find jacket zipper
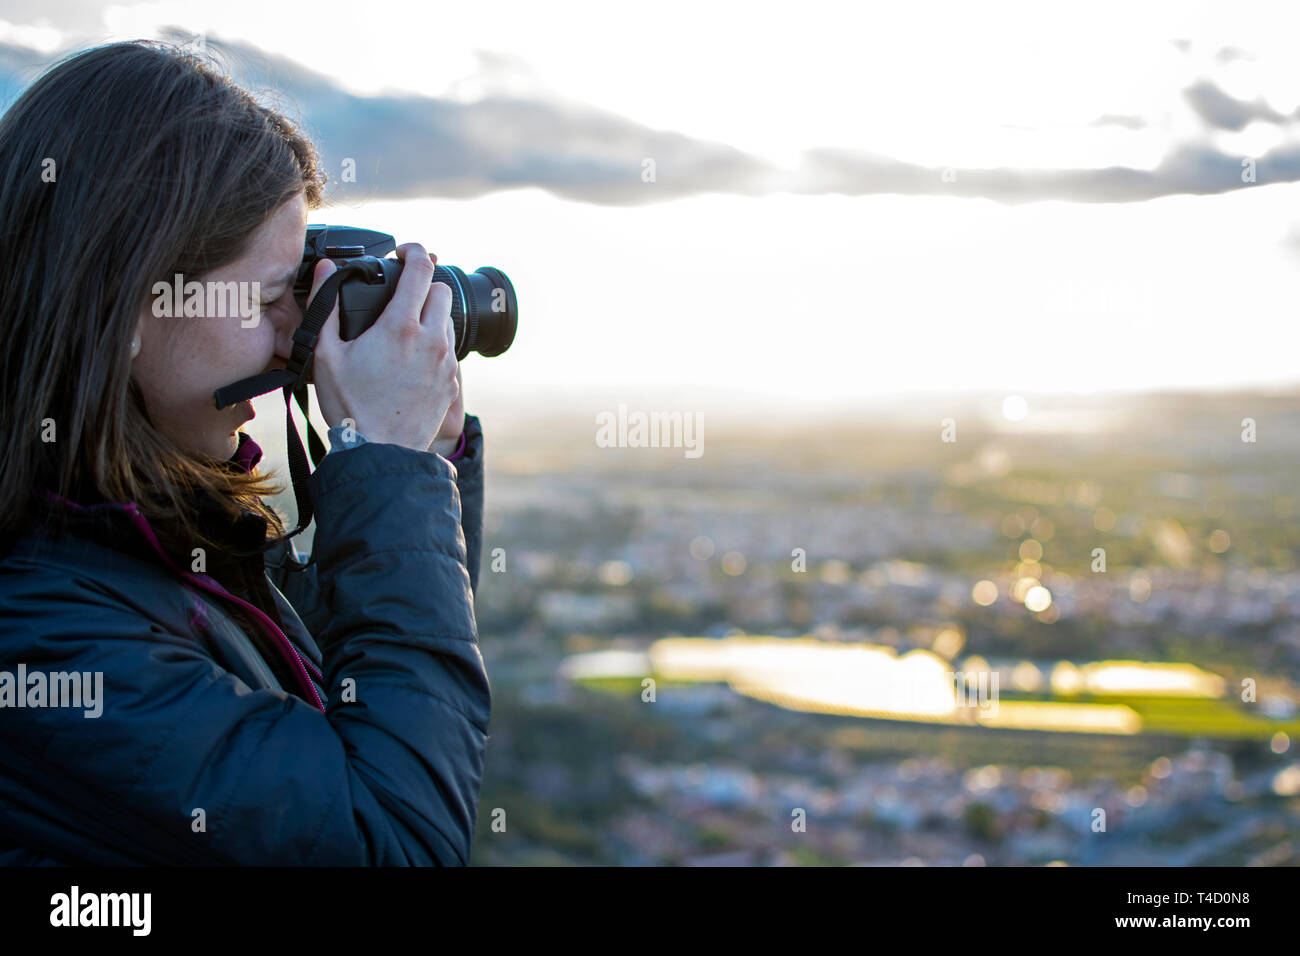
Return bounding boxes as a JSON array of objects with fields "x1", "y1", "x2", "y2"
[{"x1": 119, "y1": 502, "x2": 327, "y2": 712}]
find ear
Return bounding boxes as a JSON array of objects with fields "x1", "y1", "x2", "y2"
[{"x1": 130, "y1": 316, "x2": 144, "y2": 359}]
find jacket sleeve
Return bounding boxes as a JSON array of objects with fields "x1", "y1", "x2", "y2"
[
  {"x1": 268, "y1": 413, "x2": 485, "y2": 630},
  {"x1": 0, "y1": 439, "x2": 491, "y2": 865}
]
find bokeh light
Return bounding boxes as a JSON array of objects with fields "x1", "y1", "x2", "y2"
[
  {"x1": 1024, "y1": 585, "x2": 1052, "y2": 613},
  {"x1": 972, "y1": 580, "x2": 998, "y2": 606}
]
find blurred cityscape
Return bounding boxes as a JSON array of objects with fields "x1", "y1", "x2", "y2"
[{"x1": 284, "y1": 390, "x2": 1300, "y2": 865}]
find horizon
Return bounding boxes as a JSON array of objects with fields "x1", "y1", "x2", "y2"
[{"x1": 247, "y1": 382, "x2": 1300, "y2": 472}]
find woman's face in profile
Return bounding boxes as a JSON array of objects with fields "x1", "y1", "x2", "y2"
[{"x1": 131, "y1": 193, "x2": 308, "y2": 461}]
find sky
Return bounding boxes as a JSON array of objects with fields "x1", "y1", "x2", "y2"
[{"x1": 3, "y1": 0, "x2": 1300, "y2": 420}]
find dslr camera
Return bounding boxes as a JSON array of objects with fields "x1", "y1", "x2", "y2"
[
  {"x1": 212, "y1": 224, "x2": 515, "y2": 411},
  {"x1": 295, "y1": 224, "x2": 517, "y2": 369}
]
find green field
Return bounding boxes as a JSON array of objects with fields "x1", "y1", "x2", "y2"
[{"x1": 573, "y1": 675, "x2": 1300, "y2": 741}]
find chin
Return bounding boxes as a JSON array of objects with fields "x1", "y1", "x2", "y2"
[{"x1": 216, "y1": 430, "x2": 241, "y2": 460}]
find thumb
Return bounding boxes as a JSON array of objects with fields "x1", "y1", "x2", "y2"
[{"x1": 308, "y1": 257, "x2": 342, "y2": 346}]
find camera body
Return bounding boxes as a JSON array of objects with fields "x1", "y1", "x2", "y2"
[{"x1": 295, "y1": 225, "x2": 517, "y2": 361}]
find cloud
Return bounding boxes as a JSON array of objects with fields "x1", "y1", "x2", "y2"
[
  {"x1": 1183, "y1": 79, "x2": 1287, "y2": 131},
  {"x1": 0, "y1": 29, "x2": 1296, "y2": 207},
  {"x1": 0, "y1": 0, "x2": 101, "y2": 29},
  {"x1": 1089, "y1": 113, "x2": 1147, "y2": 130},
  {"x1": 189, "y1": 35, "x2": 1300, "y2": 206},
  {"x1": 183, "y1": 31, "x2": 778, "y2": 207},
  {"x1": 0, "y1": 39, "x2": 66, "y2": 109},
  {"x1": 791, "y1": 141, "x2": 1296, "y2": 203},
  {"x1": 1214, "y1": 46, "x2": 1256, "y2": 64}
]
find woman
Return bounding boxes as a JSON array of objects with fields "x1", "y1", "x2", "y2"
[{"x1": 0, "y1": 40, "x2": 490, "y2": 864}]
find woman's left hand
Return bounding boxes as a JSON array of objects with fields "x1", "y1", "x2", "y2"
[{"x1": 429, "y1": 363, "x2": 464, "y2": 455}]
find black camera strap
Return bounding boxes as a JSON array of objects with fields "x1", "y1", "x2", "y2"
[{"x1": 213, "y1": 264, "x2": 364, "y2": 564}]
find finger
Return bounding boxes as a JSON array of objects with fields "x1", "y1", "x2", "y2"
[
  {"x1": 385, "y1": 242, "x2": 436, "y2": 328},
  {"x1": 394, "y1": 241, "x2": 426, "y2": 263},
  {"x1": 421, "y1": 250, "x2": 443, "y2": 331},
  {"x1": 308, "y1": 257, "x2": 343, "y2": 352},
  {"x1": 308, "y1": 256, "x2": 337, "y2": 299},
  {"x1": 422, "y1": 280, "x2": 455, "y2": 350}
]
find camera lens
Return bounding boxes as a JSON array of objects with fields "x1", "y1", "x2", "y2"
[
  {"x1": 432, "y1": 264, "x2": 518, "y2": 360},
  {"x1": 326, "y1": 258, "x2": 518, "y2": 361}
]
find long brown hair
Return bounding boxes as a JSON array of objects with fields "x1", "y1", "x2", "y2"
[{"x1": 0, "y1": 40, "x2": 326, "y2": 556}]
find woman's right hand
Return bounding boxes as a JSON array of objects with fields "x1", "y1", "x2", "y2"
[{"x1": 308, "y1": 242, "x2": 460, "y2": 454}]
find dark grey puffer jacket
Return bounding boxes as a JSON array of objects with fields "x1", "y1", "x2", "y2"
[{"x1": 0, "y1": 413, "x2": 489, "y2": 865}]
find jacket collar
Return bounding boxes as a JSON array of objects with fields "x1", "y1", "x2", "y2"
[
  {"x1": 37, "y1": 430, "x2": 271, "y2": 562},
  {"x1": 229, "y1": 430, "x2": 264, "y2": 475}
]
